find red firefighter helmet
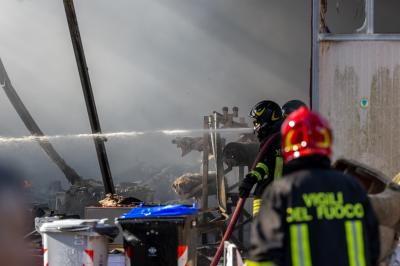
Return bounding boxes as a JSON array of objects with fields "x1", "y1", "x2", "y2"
[{"x1": 281, "y1": 107, "x2": 332, "y2": 163}]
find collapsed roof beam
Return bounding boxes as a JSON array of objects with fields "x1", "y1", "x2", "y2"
[
  {"x1": 0, "y1": 58, "x2": 83, "y2": 185},
  {"x1": 63, "y1": 0, "x2": 115, "y2": 194}
]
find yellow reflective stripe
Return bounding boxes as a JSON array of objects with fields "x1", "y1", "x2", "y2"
[
  {"x1": 301, "y1": 224, "x2": 312, "y2": 266},
  {"x1": 274, "y1": 156, "x2": 283, "y2": 180},
  {"x1": 355, "y1": 221, "x2": 366, "y2": 266},
  {"x1": 253, "y1": 198, "x2": 262, "y2": 216},
  {"x1": 290, "y1": 225, "x2": 300, "y2": 266},
  {"x1": 253, "y1": 199, "x2": 262, "y2": 207},
  {"x1": 345, "y1": 221, "x2": 357, "y2": 266},
  {"x1": 256, "y1": 162, "x2": 269, "y2": 176},
  {"x1": 245, "y1": 260, "x2": 275, "y2": 266},
  {"x1": 253, "y1": 207, "x2": 260, "y2": 216},
  {"x1": 345, "y1": 220, "x2": 366, "y2": 266},
  {"x1": 290, "y1": 224, "x2": 312, "y2": 266},
  {"x1": 250, "y1": 170, "x2": 263, "y2": 181}
]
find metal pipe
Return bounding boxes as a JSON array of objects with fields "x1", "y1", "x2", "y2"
[
  {"x1": 356, "y1": 0, "x2": 374, "y2": 34},
  {"x1": 209, "y1": 116, "x2": 217, "y2": 171},
  {"x1": 214, "y1": 112, "x2": 227, "y2": 213},
  {"x1": 201, "y1": 116, "x2": 209, "y2": 211},
  {"x1": 366, "y1": 0, "x2": 374, "y2": 34},
  {"x1": 201, "y1": 116, "x2": 210, "y2": 244},
  {"x1": 311, "y1": 0, "x2": 320, "y2": 111},
  {"x1": 63, "y1": 0, "x2": 115, "y2": 194},
  {"x1": 320, "y1": 33, "x2": 400, "y2": 41}
]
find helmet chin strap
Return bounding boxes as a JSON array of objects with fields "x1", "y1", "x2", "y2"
[
  {"x1": 256, "y1": 123, "x2": 271, "y2": 141},
  {"x1": 256, "y1": 121, "x2": 282, "y2": 142}
]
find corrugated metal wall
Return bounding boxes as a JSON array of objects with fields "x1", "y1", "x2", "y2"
[{"x1": 319, "y1": 41, "x2": 400, "y2": 177}]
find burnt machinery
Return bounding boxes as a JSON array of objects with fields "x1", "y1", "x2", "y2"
[{"x1": 172, "y1": 106, "x2": 258, "y2": 250}]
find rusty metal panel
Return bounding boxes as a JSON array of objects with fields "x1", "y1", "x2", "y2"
[{"x1": 319, "y1": 41, "x2": 400, "y2": 178}]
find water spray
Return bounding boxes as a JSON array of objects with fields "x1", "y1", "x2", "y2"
[{"x1": 0, "y1": 128, "x2": 253, "y2": 145}]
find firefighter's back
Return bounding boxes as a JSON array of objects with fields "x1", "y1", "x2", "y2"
[
  {"x1": 282, "y1": 167, "x2": 379, "y2": 266},
  {"x1": 247, "y1": 108, "x2": 380, "y2": 266}
]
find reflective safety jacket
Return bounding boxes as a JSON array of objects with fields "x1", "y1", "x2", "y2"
[
  {"x1": 247, "y1": 156, "x2": 380, "y2": 266},
  {"x1": 249, "y1": 133, "x2": 284, "y2": 216},
  {"x1": 250, "y1": 134, "x2": 284, "y2": 197}
]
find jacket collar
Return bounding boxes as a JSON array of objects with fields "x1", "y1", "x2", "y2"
[{"x1": 284, "y1": 155, "x2": 331, "y2": 175}]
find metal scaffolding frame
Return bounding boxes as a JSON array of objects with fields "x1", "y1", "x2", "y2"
[{"x1": 198, "y1": 107, "x2": 253, "y2": 250}]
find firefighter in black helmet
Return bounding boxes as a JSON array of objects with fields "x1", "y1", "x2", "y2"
[
  {"x1": 282, "y1": 99, "x2": 307, "y2": 118},
  {"x1": 238, "y1": 100, "x2": 285, "y2": 216}
]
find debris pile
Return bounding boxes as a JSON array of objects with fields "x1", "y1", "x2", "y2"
[
  {"x1": 99, "y1": 194, "x2": 141, "y2": 207},
  {"x1": 172, "y1": 172, "x2": 217, "y2": 199}
]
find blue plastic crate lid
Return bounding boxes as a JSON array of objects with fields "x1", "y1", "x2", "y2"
[{"x1": 120, "y1": 204, "x2": 198, "y2": 219}]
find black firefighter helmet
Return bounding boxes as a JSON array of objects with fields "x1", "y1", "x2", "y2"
[
  {"x1": 249, "y1": 100, "x2": 283, "y2": 141},
  {"x1": 282, "y1": 99, "x2": 307, "y2": 118}
]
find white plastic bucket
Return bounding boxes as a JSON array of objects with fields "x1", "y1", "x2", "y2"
[{"x1": 40, "y1": 219, "x2": 113, "y2": 266}]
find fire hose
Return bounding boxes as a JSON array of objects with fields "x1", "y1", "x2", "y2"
[{"x1": 210, "y1": 132, "x2": 280, "y2": 266}]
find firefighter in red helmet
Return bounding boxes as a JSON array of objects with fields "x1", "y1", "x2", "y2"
[{"x1": 246, "y1": 107, "x2": 380, "y2": 266}]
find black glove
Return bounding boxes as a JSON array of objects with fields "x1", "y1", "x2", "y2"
[{"x1": 238, "y1": 173, "x2": 258, "y2": 198}]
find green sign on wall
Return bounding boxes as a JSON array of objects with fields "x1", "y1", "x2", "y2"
[{"x1": 360, "y1": 98, "x2": 369, "y2": 109}]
